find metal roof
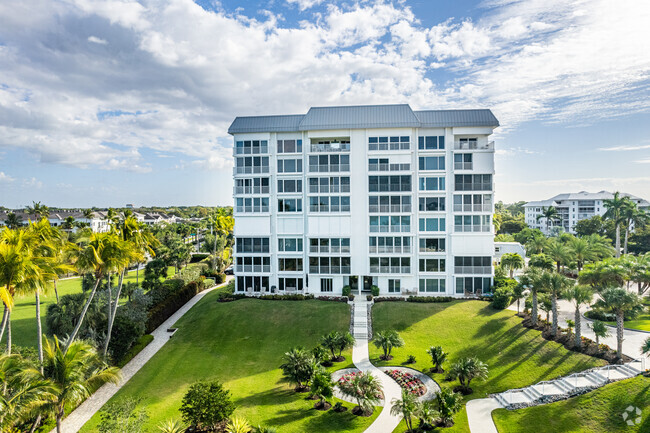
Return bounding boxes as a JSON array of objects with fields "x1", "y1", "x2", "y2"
[{"x1": 228, "y1": 104, "x2": 499, "y2": 134}]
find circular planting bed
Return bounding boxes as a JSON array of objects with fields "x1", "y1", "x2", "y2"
[
  {"x1": 331, "y1": 368, "x2": 386, "y2": 406},
  {"x1": 378, "y1": 366, "x2": 441, "y2": 401}
]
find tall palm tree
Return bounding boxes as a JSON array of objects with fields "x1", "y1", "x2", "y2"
[
  {"x1": 25, "y1": 201, "x2": 50, "y2": 220},
  {"x1": 622, "y1": 204, "x2": 650, "y2": 255},
  {"x1": 40, "y1": 336, "x2": 121, "y2": 433},
  {"x1": 520, "y1": 268, "x2": 544, "y2": 326},
  {"x1": 594, "y1": 288, "x2": 644, "y2": 358},
  {"x1": 542, "y1": 271, "x2": 572, "y2": 336},
  {"x1": 585, "y1": 233, "x2": 616, "y2": 260},
  {"x1": 525, "y1": 235, "x2": 548, "y2": 255},
  {"x1": 563, "y1": 285, "x2": 593, "y2": 347},
  {"x1": 391, "y1": 389, "x2": 417, "y2": 431},
  {"x1": 545, "y1": 239, "x2": 570, "y2": 273},
  {"x1": 603, "y1": 192, "x2": 627, "y2": 257},
  {"x1": 631, "y1": 253, "x2": 650, "y2": 296},
  {"x1": 500, "y1": 253, "x2": 524, "y2": 278},
  {"x1": 579, "y1": 259, "x2": 625, "y2": 291},
  {"x1": 568, "y1": 237, "x2": 596, "y2": 272},
  {"x1": 536, "y1": 206, "x2": 560, "y2": 234}
]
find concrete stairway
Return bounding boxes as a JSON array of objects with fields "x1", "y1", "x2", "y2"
[{"x1": 351, "y1": 299, "x2": 370, "y2": 339}]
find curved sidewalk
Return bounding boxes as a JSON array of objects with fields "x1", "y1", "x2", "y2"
[
  {"x1": 50, "y1": 277, "x2": 233, "y2": 433},
  {"x1": 351, "y1": 298, "x2": 404, "y2": 433}
]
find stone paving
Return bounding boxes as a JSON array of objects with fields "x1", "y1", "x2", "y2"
[{"x1": 50, "y1": 277, "x2": 233, "y2": 433}]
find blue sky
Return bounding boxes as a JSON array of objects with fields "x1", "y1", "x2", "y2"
[{"x1": 0, "y1": 0, "x2": 649, "y2": 208}]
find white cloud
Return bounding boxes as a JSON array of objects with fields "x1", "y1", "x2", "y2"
[
  {"x1": 0, "y1": 172, "x2": 15, "y2": 183},
  {"x1": 285, "y1": 0, "x2": 325, "y2": 11},
  {"x1": 598, "y1": 143, "x2": 650, "y2": 152},
  {"x1": 22, "y1": 177, "x2": 43, "y2": 189},
  {"x1": 87, "y1": 35, "x2": 107, "y2": 44}
]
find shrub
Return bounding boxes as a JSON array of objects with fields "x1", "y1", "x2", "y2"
[
  {"x1": 117, "y1": 334, "x2": 153, "y2": 368},
  {"x1": 146, "y1": 280, "x2": 206, "y2": 333},
  {"x1": 342, "y1": 285, "x2": 351, "y2": 297},
  {"x1": 374, "y1": 297, "x2": 407, "y2": 303},
  {"x1": 371, "y1": 285, "x2": 380, "y2": 297},
  {"x1": 316, "y1": 296, "x2": 348, "y2": 303},
  {"x1": 179, "y1": 380, "x2": 235, "y2": 430},
  {"x1": 406, "y1": 296, "x2": 454, "y2": 303},
  {"x1": 258, "y1": 294, "x2": 315, "y2": 301},
  {"x1": 215, "y1": 273, "x2": 227, "y2": 284},
  {"x1": 367, "y1": 295, "x2": 373, "y2": 301},
  {"x1": 348, "y1": 293, "x2": 355, "y2": 301},
  {"x1": 142, "y1": 259, "x2": 167, "y2": 291},
  {"x1": 491, "y1": 287, "x2": 513, "y2": 310},
  {"x1": 406, "y1": 354, "x2": 416, "y2": 364},
  {"x1": 98, "y1": 397, "x2": 148, "y2": 433}
]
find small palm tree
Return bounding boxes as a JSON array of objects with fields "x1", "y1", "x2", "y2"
[
  {"x1": 157, "y1": 419, "x2": 186, "y2": 433},
  {"x1": 337, "y1": 371, "x2": 382, "y2": 416},
  {"x1": 335, "y1": 332, "x2": 355, "y2": 360},
  {"x1": 449, "y1": 357, "x2": 489, "y2": 394},
  {"x1": 372, "y1": 330, "x2": 404, "y2": 360},
  {"x1": 321, "y1": 331, "x2": 340, "y2": 360},
  {"x1": 309, "y1": 370, "x2": 334, "y2": 410},
  {"x1": 279, "y1": 347, "x2": 316, "y2": 392},
  {"x1": 500, "y1": 253, "x2": 524, "y2": 278},
  {"x1": 426, "y1": 345, "x2": 447, "y2": 373},
  {"x1": 390, "y1": 389, "x2": 417, "y2": 432},
  {"x1": 414, "y1": 399, "x2": 439, "y2": 430},
  {"x1": 641, "y1": 337, "x2": 650, "y2": 356},
  {"x1": 4, "y1": 213, "x2": 21, "y2": 229},
  {"x1": 435, "y1": 387, "x2": 463, "y2": 427},
  {"x1": 563, "y1": 285, "x2": 593, "y2": 347},
  {"x1": 226, "y1": 417, "x2": 251, "y2": 433},
  {"x1": 594, "y1": 288, "x2": 644, "y2": 358},
  {"x1": 590, "y1": 320, "x2": 611, "y2": 345}
]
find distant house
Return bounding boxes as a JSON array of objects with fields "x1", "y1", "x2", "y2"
[
  {"x1": 133, "y1": 212, "x2": 177, "y2": 226},
  {"x1": 494, "y1": 242, "x2": 526, "y2": 264},
  {"x1": 0, "y1": 210, "x2": 110, "y2": 233}
]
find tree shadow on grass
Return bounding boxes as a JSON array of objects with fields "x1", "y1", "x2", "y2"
[
  {"x1": 372, "y1": 301, "x2": 459, "y2": 332},
  {"x1": 233, "y1": 385, "x2": 297, "y2": 409},
  {"x1": 303, "y1": 405, "x2": 377, "y2": 432}
]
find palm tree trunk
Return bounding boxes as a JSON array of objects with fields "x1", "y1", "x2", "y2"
[
  {"x1": 616, "y1": 311, "x2": 624, "y2": 359},
  {"x1": 103, "y1": 270, "x2": 125, "y2": 358},
  {"x1": 66, "y1": 276, "x2": 102, "y2": 352},
  {"x1": 575, "y1": 306, "x2": 581, "y2": 347},
  {"x1": 54, "y1": 280, "x2": 60, "y2": 304},
  {"x1": 56, "y1": 409, "x2": 63, "y2": 433},
  {"x1": 102, "y1": 273, "x2": 113, "y2": 358},
  {"x1": 531, "y1": 290, "x2": 538, "y2": 326},
  {"x1": 6, "y1": 310, "x2": 11, "y2": 354},
  {"x1": 35, "y1": 291, "x2": 44, "y2": 373},
  {"x1": 136, "y1": 264, "x2": 139, "y2": 286},
  {"x1": 0, "y1": 302, "x2": 8, "y2": 344},
  {"x1": 624, "y1": 224, "x2": 629, "y2": 255},
  {"x1": 615, "y1": 224, "x2": 621, "y2": 258},
  {"x1": 551, "y1": 294, "x2": 558, "y2": 336}
]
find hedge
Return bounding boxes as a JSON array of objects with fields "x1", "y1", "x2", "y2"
[
  {"x1": 116, "y1": 334, "x2": 154, "y2": 368},
  {"x1": 146, "y1": 280, "x2": 206, "y2": 333},
  {"x1": 373, "y1": 296, "x2": 455, "y2": 303}
]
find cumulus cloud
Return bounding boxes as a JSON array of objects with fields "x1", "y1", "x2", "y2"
[
  {"x1": 0, "y1": 172, "x2": 15, "y2": 183},
  {"x1": 285, "y1": 0, "x2": 325, "y2": 11},
  {"x1": 87, "y1": 35, "x2": 107, "y2": 44}
]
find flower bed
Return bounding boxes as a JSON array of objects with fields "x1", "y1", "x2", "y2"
[
  {"x1": 337, "y1": 372, "x2": 384, "y2": 399},
  {"x1": 385, "y1": 369, "x2": 427, "y2": 396}
]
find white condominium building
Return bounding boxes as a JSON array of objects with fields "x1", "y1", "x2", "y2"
[
  {"x1": 525, "y1": 191, "x2": 650, "y2": 235},
  {"x1": 228, "y1": 104, "x2": 498, "y2": 297}
]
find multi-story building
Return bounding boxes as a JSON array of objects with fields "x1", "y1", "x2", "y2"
[
  {"x1": 228, "y1": 104, "x2": 498, "y2": 297},
  {"x1": 525, "y1": 191, "x2": 650, "y2": 235}
]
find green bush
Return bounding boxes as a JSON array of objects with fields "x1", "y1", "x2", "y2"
[
  {"x1": 406, "y1": 296, "x2": 454, "y2": 303},
  {"x1": 179, "y1": 380, "x2": 235, "y2": 430},
  {"x1": 215, "y1": 273, "x2": 226, "y2": 284},
  {"x1": 491, "y1": 287, "x2": 513, "y2": 310},
  {"x1": 117, "y1": 334, "x2": 154, "y2": 368},
  {"x1": 258, "y1": 294, "x2": 315, "y2": 301},
  {"x1": 342, "y1": 285, "x2": 351, "y2": 297},
  {"x1": 146, "y1": 280, "x2": 206, "y2": 333},
  {"x1": 371, "y1": 285, "x2": 380, "y2": 296}
]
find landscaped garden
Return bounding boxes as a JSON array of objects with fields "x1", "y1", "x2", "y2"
[
  {"x1": 492, "y1": 376, "x2": 650, "y2": 432},
  {"x1": 80, "y1": 296, "x2": 379, "y2": 433},
  {"x1": 603, "y1": 298, "x2": 650, "y2": 332}
]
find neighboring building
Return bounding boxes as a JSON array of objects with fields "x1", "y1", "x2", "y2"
[
  {"x1": 494, "y1": 242, "x2": 526, "y2": 264},
  {"x1": 525, "y1": 191, "x2": 650, "y2": 235},
  {"x1": 228, "y1": 104, "x2": 498, "y2": 297},
  {"x1": 133, "y1": 212, "x2": 178, "y2": 226},
  {"x1": 0, "y1": 210, "x2": 110, "y2": 232}
]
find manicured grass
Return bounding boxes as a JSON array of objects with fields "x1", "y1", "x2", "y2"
[
  {"x1": 493, "y1": 376, "x2": 650, "y2": 432},
  {"x1": 371, "y1": 300, "x2": 607, "y2": 433},
  {"x1": 605, "y1": 298, "x2": 650, "y2": 332},
  {"x1": 80, "y1": 297, "x2": 378, "y2": 432}
]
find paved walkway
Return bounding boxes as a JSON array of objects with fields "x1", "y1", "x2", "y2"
[
  {"x1": 51, "y1": 277, "x2": 233, "y2": 433},
  {"x1": 351, "y1": 297, "x2": 404, "y2": 433}
]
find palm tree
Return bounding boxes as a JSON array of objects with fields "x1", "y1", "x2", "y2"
[
  {"x1": 590, "y1": 320, "x2": 611, "y2": 345},
  {"x1": 309, "y1": 370, "x2": 334, "y2": 409},
  {"x1": 41, "y1": 336, "x2": 121, "y2": 433},
  {"x1": 579, "y1": 259, "x2": 625, "y2": 291},
  {"x1": 279, "y1": 347, "x2": 316, "y2": 391},
  {"x1": 603, "y1": 192, "x2": 627, "y2": 257},
  {"x1": 568, "y1": 237, "x2": 596, "y2": 272},
  {"x1": 372, "y1": 330, "x2": 404, "y2": 360},
  {"x1": 335, "y1": 332, "x2": 355, "y2": 359},
  {"x1": 226, "y1": 417, "x2": 251, "y2": 433},
  {"x1": 500, "y1": 253, "x2": 524, "y2": 278},
  {"x1": 525, "y1": 235, "x2": 548, "y2": 256},
  {"x1": 621, "y1": 200, "x2": 649, "y2": 255},
  {"x1": 631, "y1": 253, "x2": 650, "y2": 296},
  {"x1": 83, "y1": 209, "x2": 94, "y2": 221},
  {"x1": 520, "y1": 268, "x2": 543, "y2": 326},
  {"x1": 542, "y1": 271, "x2": 572, "y2": 336},
  {"x1": 25, "y1": 201, "x2": 50, "y2": 220},
  {"x1": 641, "y1": 337, "x2": 650, "y2": 356},
  {"x1": 435, "y1": 387, "x2": 463, "y2": 426},
  {"x1": 512, "y1": 283, "x2": 525, "y2": 313},
  {"x1": 337, "y1": 371, "x2": 382, "y2": 416},
  {"x1": 390, "y1": 389, "x2": 417, "y2": 432},
  {"x1": 426, "y1": 345, "x2": 447, "y2": 373},
  {"x1": 321, "y1": 331, "x2": 340, "y2": 361},
  {"x1": 545, "y1": 239, "x2": 570, "y2": 273},
  {"x1": 563, "y1": 285, "x2": 593, "y2": 347},
  {"x1": 593, "y1": 288, "x2": 644, "y2": 358},
  {"x1": 4, "y1": 213, "x2": 21, "y2": 229},
  {"x1": 414, "y1": 400, "x2": 438, "y2": 430},
  {"x1": 449, "y1": 357, "x2": 489, "y2": 394},
  {"x1": 536, "y1": 206, "x2": 560, "y2": 234}
]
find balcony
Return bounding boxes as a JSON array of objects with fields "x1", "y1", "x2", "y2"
[
  {"x1": 234, "y1": 186, "x2": 270, "y2": 195},
  {"x1": 454, "y1": 266, "x2": 491, "y2": 274},
  {"x1": 369, "y1": 266, "x2": 411, "y2": 274},
  {"x1": 369, "y1": 246, "x2": 411, "y2": 254},
  {"x1": 308, "y1": 164, "x2": 350, "y2": 173},
  {"x1": 369, "y1": 226, "x2": 410, "y2": 233},
  {"x1": 309, "y1": 185, "x2": 351, "y2": 194},
  {"x1": 235, "y1": 205, "x2": 270, "y2": 213},
  {"x1": 368, "y1": 163, "x2": 411, "y2": 172},
  {"x1": 236, "y1": 265, "x2": 271, "y2": 273},
  {"x1": 454, "y1": 162, "x2": 473, "y2": 170},
  {"x1": 454, "y1": 225, "x2": 491, "y2": 233},
  {"x1": 309, "y1": 266, "x2": 351, "y2": 274},
  {"x1": 234, "y1": 166, "x2": 270, "y2": 175},
  {"x1": 453, "y1": 204, "x2": 492, "y2": 212},
  {"x1": 234, "y1": 147, "x2": 268, "y2": 155},
  {"x1": 310, "y1": 142, "x2": 350, "y2": 153},
  {"x1": 454, "y1": 141, "x2": 494, "y2": 150},
  {"x1": 309, "y1": 246, "x2": 351, "y2": 254},
  {"x1": 368, "y1": 204, "x2": 412, "y2": 213}
]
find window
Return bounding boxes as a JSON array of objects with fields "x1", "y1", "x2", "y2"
[
  {"x1": 236, "y1": 276, "x2": 270, "y2": 292},
  {"x1": 278, "y1": 258, "x2": 303, "y2": 272},
  {"x1": 277, "y1": 179, "x2": 302, "y2": 193},
  {"x1": 308, "y1": 256, "x2": 351, "y2": 274},
  {"x1": 418, "y1": 156, "x2": 445, "y2": 171},
  {"x1": 308, "y1": 176, "x2": 350, "y2": 193},
  {"x1": 234, "y1": 156, "x2": 270, "y2": 174},
  {"x1": 308, "y1": 155, "x2": 350, "y2": 172},
  {"x1": 370, "y1": 216, "x2": 411, "y2": 233},
  {"x1": 369, "y1": 236, "x2": 411, "y2": 253},
  {"x1": 278, "y1": 198, "x2": 302, "y2": 213},
  {"x1": 235, "y1": 140, "x2": 268, "y2": 155},
  {"x1": 321, "y1": 278, "x2": 333, "y2": 292},
  {"x1": 235, "y1": 177, "x2": 269, "y2": 194},
  {"x1": 369, "y1": 195, "x2": 412, "y2": 213},
  {"x1": 454, "y1": 154, "x2": 473, "y2": 170},
  {"x1": 419, "y1": 238, "x2": 445, "y2": 252},
  {"x1": 277, "y1": 139, "x2": 302, "y2": 154},
  {"x1": 419, "y1": 217, "x2": 445, "y2": 232},
  {"x1": 419, "y1": 177, "x2": 445, "y2": 191},
  {"x1": 309, "y1": 196, "x2": 351, "y2": 212},
  {"x1": 277, "y1": 158, "x2": 303, "y2": 173},
  {"x1": 454, "y1": 174, "x2": 492, "y2": 191},
  {"x1": 368, "y1": 159, "x2": 410, "y2": 172},
  {"x1": 309, "y1": 238, "x2": 351, "y2": 253},
  {"x1": 369, "y1": 136, "x2": 410, "y2": 151},
  {"x1": 235, "y1": 197, "x2": 269, "y2": 213},
  {"x1": 456, "y1": 138, "x2": 478, "y2": 150},
  {"x1": 419, "y1": 197, "x2": 445, "y2": 212},
  {"x1": 310, "y1": 139, "x2": 350, "y2": 152},
  {"x1": 419, "y1": 278, "x2": 446, "y2": 293},
  {"x1": 278, "y1": 238, "x2": 303, "y2": 252},
  {"x1": 236, "y1": 237, "x2": 270, "y2": 253},
  {"x1": 279, "y1": 277, "x2": 304, "y2": 292},
  {"x1": 388, "y1": 279, "x2": 400, "y2": 293},
  {"x1": 419, "y1": 258, "x2": 446, "y2": 272},
  {"x1": 236, "y1": 256, "x2": 271, "y2": 273},
  {"x1": 368, "y1": 176, "x2": 412, "y2": 192},
  {"x1": 369, "y1": 257, "x2": 410, "y2": 273},
  {"x1": 454, "y1": 256, "x2": 492, "y2": 274},
  {"x1": 454, "y1": 215, "x2": 491, "y2": 232},
  {"x1": 456, "y1": 277, "x2": 491, "y2": 294},
  {"x1": 453, "y1": 194, "x2": 492, "y2": 212},
  {"x1": 418, "y1": 136, "x2": 445, "y2": 150}
]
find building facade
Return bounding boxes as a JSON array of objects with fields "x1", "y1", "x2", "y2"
[
  {"x1": 229, "y1": 104, "x2": 498, "y2": 297},
  {"x1": 525, "y1": 191, "x2": 650, "y2": 235}
]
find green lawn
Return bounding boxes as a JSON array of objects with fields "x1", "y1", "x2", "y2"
[
  {"x1": 80, "y1": 297, "x2": 379, "y2": 433},
  {"x1": 605, "y1": 298, "x2": 650, "y2": 332},
  {"x1": 370, "y1": 300, "x2": 607, "y2": 433},
  {"x1": 493, "y1": 376, "x2": 650, "y2": 432}
]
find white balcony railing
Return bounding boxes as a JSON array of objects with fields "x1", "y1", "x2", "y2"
[
  {"x1": 454, "y1": 141, "x2": 494, "y2": 150},
  {"x1": 453, "y1": 204, "x2": 492, "y2": 212},
  {"x1": 308, "y1": 164, "x2": 350, "y2": 173},
  {"x1": 454, "y1": 266, "x2": 491, "y2": 274},
  {"x1": 454, "y1": 162, "x2": 473, "y2": 170},
  {"x1": 368, "y1": 163, "x2": 411, "y2": 172},
  {"x1": 369, "y1": 246, "x2": 411, "y2": 254},
  {"x1": 233, "y1": 166, "x2": 270, "y2": 175},
  {"x1": 236, "y1": 265, "x2": 271, "y2": 273},
  {"x1": 454, "y1": 225, "x2": 491, "y2": 233},
  {"x1": 234, "y1": 186, "x2": 270, "y2": 195},
  {"x1": 368, "y1": 204, "x2": 412, "y2": 213},
  {"x1": 369, "y1": 266, "x2": 411, "y2": 274},
  {"x1": 310, "y1": 142, "x2": 350, "y2": 153}
]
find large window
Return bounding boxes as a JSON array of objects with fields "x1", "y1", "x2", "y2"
[
  {"x1": 278, "y1": 238, "x2": 303, "y2": 252},
  {"x1": 277, "y1": 139, "x2": 302, "y2": 154},
  {"x1": 236, "y1": 256, "x2": 271, "y2": 273},
  {"x1": 236, "y1": 237, "x2": 269, "y2": 253},
  {"x1": 369, "y1": 136, "x2": 410, "y2": 151},
  {"x1": 277, "y1": 158, "x2": 303, "y2": 174},
  {"x1": 419, "y1": 238, "x2": 445, "y2": 252},
  {"x1": 456, "y1": 277, "x2": 491, "y2": 294},
  {"x1": 279, "y1": 277, "x2": 303, "y2": 292},
  {"x1": 278, "y1": 198, "x2": 302, "y2": 213},
  {"x1": 419, "y1": 258, "x2": 446, "y2": 272},
  {"x1": 320, "y1": 278, "x2": 333, "y2": 292},
  {"x1": 388, "y1": 279, "x2": 401, "y2": 293},
  {"x1": 454, "y1": 154, "x2": 473, "y2": 170},
  {"x1": 370, "y1": 216, "x2": 411, "y2": 233},
  {"x1": 308, "y1": 155, "x2": 350, "y2": 172},
  {"x1": 419, "y1": 217, "x2": 446, "y2": 232},
  {"x1": 418, "y1": 136, "x2": 445, "y2": 150},
  {"x1": 309, "y1": 196, "x2": 351, "y2": 212},
  {"x1": 369, "y1": 236, "x2": 411, "y2": 254},
  {"x1": 308, "y1": 176, "x2": 350, "y2": 193},
  {"x1": 418, "y1": 156, "x2": 445, "y2": 171},
  {"x1": 369, "y1": 257, "x2": 410, "y2": 273},
  {"x1": 454, "y1": 174, "x2": 492, "y2": 191},
  {"x1": 419, "y1": 177, "x2": 445, "y2": 191},
  {"x1": 369, "y1": 176, "x2": 412, "y2": 192},
  {"x1": 454, "y1": 256, "x2": 491, "y2": 274},
  {"x1": 419, "y1": 278, "x2": 446, "y2": 293},
  {"x1": 454, "y1": 215, "x2": 491, "y2": 232},
  {"x1": 419, "y1": 197, "x2": 445, "y2": 212},
  {"x1": 235, "y1": 177, "x2": 269, "y2": 194},
  {"x1": 234, "y1": 156, "x2": 269, "y2": 174},
  {"x1": 309, "y1": 238, "x2": 350, "y2": 254},
  {"x1": 456, "y1": 138, "x2": 478, "y2": 150},
  {"x1": 235, "y1": 140, "x2": 268, "y2": 155},
  {"x1": 236, "y1": 276, "x2": 269, "y2": 292},
  {"x1": 310, "y1": 139, "x2": 350, "y2": 153},
  {"x1": 235, "y1": 197, "x2": 269, "y2": 213},
  {"x1": 309, "y1": 257, "x2": 351, "y2": 274},
  {"x1": 368, "y1": 158, "x2": 410, "y2": 172},
  {"x1": 277, "y1": 179, "x2": 302, "y2": 193},
  {"x1": 369, "y1": 195, "x2": 411, "y2": 213},
  {"x1": 453, "y1": 194, "x2": 492, "y2": 212},
  {"x1": 278, "y1": 258, "x2": 303, "y2": 272}
]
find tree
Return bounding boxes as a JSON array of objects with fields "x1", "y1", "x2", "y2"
[
  {"x1": 525, "y1": 235, "x2": 548, "y2": 256},
  {"x1": 97, "y1": 397, "x2": 148, "y2": 433},
  {"x1": 179, "y1": 380, "x2": 235, "y2": 430},
  {"x1": 334, "y1": 332, "x2": 355, "y2": 359},
  {"x1": 4, "y1": 213, "x2": 21, "y2": 229},
  {"x1": 538, "y1": 293, "x2": 552, "y2": 322},
  {"x1": 590, "y1": 320, "x2": 611, "y2": 346},
  {"x1": 593, "y1": 288, "x2": 644, "y2": 358},
  {"x1": 414, "y1": 399, "x2": 438, "y2": 430},
  {"x1": 435, "y1": 387, "x2": 463, "y2": 427},
  {"x1": 603, "y1": 192, "x2": 627, "y2": 257},
  {"x1": 337, "y1": 371, "x2": 382, "y2": 416},
  {"x1": 641, "y1": 337, "x2": 650, "y2": 356},
  {"x1": 390, "y1": 389, "x2": 417, "y2": 432},
  {"x1": 449, "y1": 357, "x2": 489, "y2": 394},
  {"x1": 41, "y1": 336, "x2": 121, "y2": 433},
  {"x1": 579, "y1": 259, "x2": 626, "y2": 290},
  {"x1": 528, "y1": 253, "x2": 554, "y2": 271},
  {"x1": 512, "y1": 283, "x2": 525, "y2": 314},
  {"x1": 25, "y1": 201, "x2": 50, "y2": 220},
  {"x1": 426, "y1": 345, "x2": 447, "y2": 373},
  {"x1": 563, "y1": 285, "x2": 593, "y2": 347},
  {"x1": 520, "y1": 268, "x2": 543, "y2": 326},
  {"x1": 142, "y1": 258, "x2": 167, "y2": 291},
  {"x1": 575, "y1": 215, "x2": 607, "y2": 237},
  {"x1": 621, "y1": 200, "x2": 649, "y2": 255},
  {"x1": 320, "y1": 331, "x2": 340, "y2": 361},
  {"x1": 500, "y1": 253, "x2": 524, "y2": 278},
  {"x1": 545, "y1": 239, "x2": 570, "y2": 273},
  {"x1": 372, "y1": 330, "x2": 404, "y2": 360},
  {"x1": 309, "y1": 370, "x2": 334, "y2": 409},
  {"x1": 631, "y1": 253, "x2": 650, "y2": 296},
  {"x1": 541, "y1": 271, "x2": 572, "y2": 336},
  {"x1": 279, "y1": 347, "x2": 316, "y2": 391},
  {"x1": 536, "y1": 206, "x2": 560, "y2": 234}
]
